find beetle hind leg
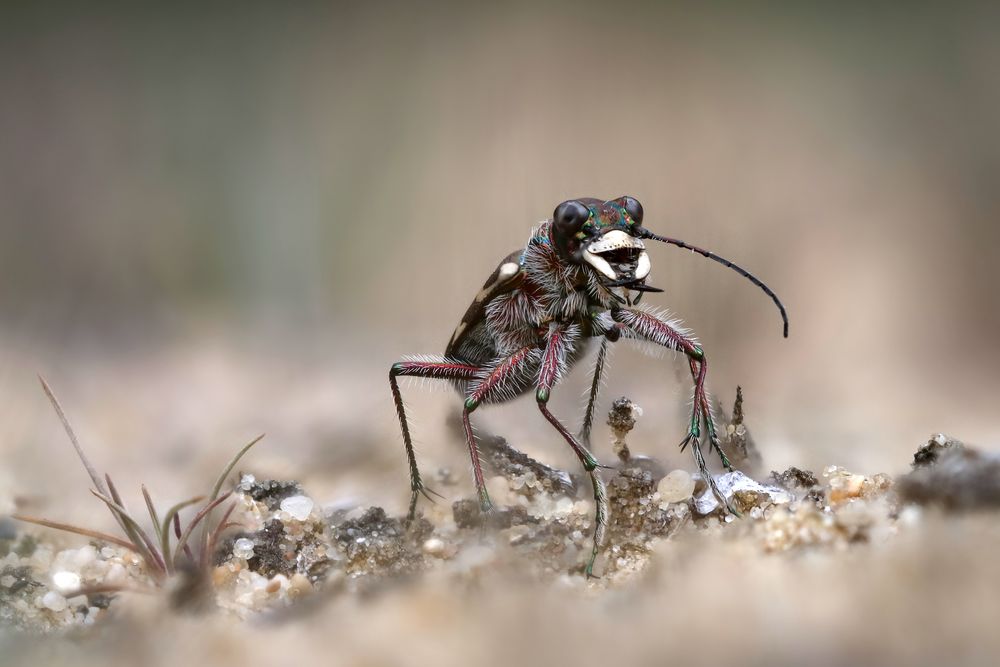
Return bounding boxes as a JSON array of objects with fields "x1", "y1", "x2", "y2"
[
  {"x1": 389, "y1": 359, "x2": 481, "y2": 520},
  {"x1": 462, "y1": 346, "x2": 541, "y2": 513}
]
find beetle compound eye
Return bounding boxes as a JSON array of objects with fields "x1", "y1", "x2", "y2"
[
  {"x1": 553, "y1": 200, "x2": 591, "y2": 236},
  {"x1": 622, "y1": 196, "x2": 643, "y2": 225}
]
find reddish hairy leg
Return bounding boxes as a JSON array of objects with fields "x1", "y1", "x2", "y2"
[
  {"x1": 610, "y1": 307, "x2": 736, "y2": 513},
  {"x1": 389, "y1": 359, "x2": 480, "y2": 519},
  {"x1": 463, "y1": 346, "x2": 539, "y2": 511}
]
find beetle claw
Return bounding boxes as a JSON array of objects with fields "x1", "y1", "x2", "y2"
[
  {"x1": 419, "y1": 486, "x2": 445, "y2": 503},
  {"x1": 678, "y1": 431, "x2": 698, "y2": 452}
]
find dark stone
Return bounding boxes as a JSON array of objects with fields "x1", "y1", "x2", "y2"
[
  {"x1": 329, "y1": 507, "x2": 431, "y2": 578},
  {"x1": 912, "y1": 435, "x2": 963, "y2": 468},
  {"x1": 243, "y1": 478, "x2": 304, "y2": 510},
  {"x1": 0, "y1": 565, "x2": 40, "y2": 595},
  {"x1": 451, "y1": 499, "x2": 534, "y2": 530},
  {"x1": 246, "y1": 519, "x2": 295, "y2": 578},
  {"x1": 771, "y1": 467, "x2": 819, "y2": 489},
  {"x1": 898, "y1": 445, "x2": 1000, "y2": 511}
]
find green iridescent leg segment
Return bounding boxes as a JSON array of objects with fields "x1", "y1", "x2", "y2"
[
  {"x1": 585, "y1": 469, "x2": 608, "y2": 578},
  {"x1": 687, "y1": 358, "x2": 733, "y2": 471},
  {"x1": 680, "y1": 372, "x2": 739, "y2": 516},
  {"x1": 704, "y1": 411, "x2": 733, "y2": 472}
]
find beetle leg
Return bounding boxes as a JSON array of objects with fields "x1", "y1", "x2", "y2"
[
  {"x1": 390, "y1": 359, "x2": 480, "y2": 519},
  {"x1": 464, "y1": 346, "x2": 539, "y2": 512},
  {"x1": 537, "y1": 324, "x2": 608, "y2": 578},
  {"x1": 579, "y1": 321, "x2": 624, "y2": 446},
  {"x1": 610, "y1": 307, "x2": 737, "y2": 515},
  {"x1": 688, "y1": 357, "x2": 732, "y2": 471},
  {"x1": 579, "y1": 337, "x2": 609, "y2": 448}
]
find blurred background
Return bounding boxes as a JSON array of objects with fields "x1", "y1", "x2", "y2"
[
  {"x1": 4, "y1": 3, "x2": 1000, "y2": 666},
  {"x1": 2, "y1": 0, "x2": 999, "y2": 551},
  {"x1": 0, "y1": 2, "x2": 1000, "y2": 504}
]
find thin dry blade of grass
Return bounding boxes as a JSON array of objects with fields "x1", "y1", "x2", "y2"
[
  {"x1": 17, "y1": 380, "x2": 267, "y2": 592},
  {"x1": 198, "y1": 433, "x2": 264, "y2": 556},
  {"x1": 173, "y1": 514, "x2": 194, "y2": 563},
  {"x1": 103, "y1": 474, "x2": 150, "y2": 559},
  {"x1": 37, "y1": 375, "x2": 106, "y2": 495},
  {"x1": 160, "y1": 496, "x2": 204, "y2": 572},
  {"x1": 66, "y1": 582, "x2": 158, "y2": 597},
  {"x1": 208, "y1": 434, "x2": 265, "y2": 502},
  {"x1": 205, "y1": 501, "x2": 239, "y2": 567},
  {"x1": 174, "y1": 493, "x2": 232, "y2": 563},
  {"x1": 90, "y1": 489, "x2": 167, "y2": 576},
  {"x1": 38, "y1": 377, "x2": 137, "y2": 544},
  {"x1": 141, "y1": 485, "x2": 163, "y2": 544},
  {"x1": 11, "y1": 514, "x2": 139, "y2": 552}
]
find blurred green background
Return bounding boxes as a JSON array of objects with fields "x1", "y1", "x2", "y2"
[{"x1": 1, "y1": 3, "x2": 999, "y2": 508}]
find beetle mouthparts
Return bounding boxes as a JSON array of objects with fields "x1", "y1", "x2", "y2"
[
  {"x1": 603, "y1": 277, "x2": 663, "y2": 293},
  {"x1": 584, "y1": 230, "x2": 651, "y2": 284}
]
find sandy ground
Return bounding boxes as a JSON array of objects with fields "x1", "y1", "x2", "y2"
[
  {"x1": 3, "y1": 5, "x2": 1000, "y2": 666},
  {"x1": 5, "y1": 494, "x2": 1000, "y2": 667},
  {"x1": 2, "y1": 334, "x2": 1000, "y2": 667}
]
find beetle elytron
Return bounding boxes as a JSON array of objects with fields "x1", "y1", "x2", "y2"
[{"x1": 389, "y1": 196, "x2": 788, "y2": 576}]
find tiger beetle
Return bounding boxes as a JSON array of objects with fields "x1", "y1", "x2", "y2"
[{"x1": 389, "y1": 196, "x2": 788, "y2": 577}]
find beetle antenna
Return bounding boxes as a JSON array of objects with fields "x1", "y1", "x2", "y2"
[{"x1": 636, "y1": 227, "x2": 789, "y2": 338}]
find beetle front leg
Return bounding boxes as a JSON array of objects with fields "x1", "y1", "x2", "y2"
[
  {"x1": 538, "y1": 324, "x2": 608, "y2": 578},
  {"x1": 687, "y1": 357, "x2": 732, "y2": 471},
  {"x1": 390, "y1": 359, "x2": 480, "y2": 519},
  {"x1": 610, "y1": 307, "x2": 736, "y2": 514}
]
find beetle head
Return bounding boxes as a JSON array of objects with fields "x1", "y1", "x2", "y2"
[
  {"x1": 550, "y1": 195, "x2": 790, "y2": 336},
  {"x1": 551, "y1": 196, "x2": 651, "y2": 288}
]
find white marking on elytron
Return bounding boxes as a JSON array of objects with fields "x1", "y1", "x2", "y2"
[
  {"x1": 586, "y1": 230, "x2": 644, "y2": 254},
  {"x1": 498, "y1": 262, "x2": 519, "y2": 280},
  {"x1": 583, "y1": 250, "x2": 617, "y2": 280},
  {"x1": 474, "y1": 262, "x2": 520, "y2": 303},
  {"x1": 450, "y1": 321, "x2": 467, "y2": 344},
  {"x1": 635, "y1": 251, "x2": 651, "y2": 279}
]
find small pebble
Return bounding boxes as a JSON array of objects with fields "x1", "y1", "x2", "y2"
[
  {"x1": 71, "y1": 545, "x2": 98, "y2": 568},
  {"x1": 280, "y1": 495, "x2": 314, "y2": 520},
  {"x1": 233, "y1": 538, "x2": 256, "y2": 559},
  {"x1": 41, "y1": 591, "x2": 67, "y2": 612},
  {"x1": 486, "y1": 476, "x2": 513, "y2": 505},
  {"x1": 51, "y1": 571, "x2": 81, "y2": 594},
  {"x1": 105, "y1": 563, "x2": 127, "y2": 585},
  {"x1": 288, "y1": 573, "x2": 312, "y2": 597},
  {"x1": 554, "y1": 497, "x2": 575, "y2": 516},
  {"x1": 657, "y1": 469, "x2": 695, "y2": 503},
  {"x1": 422, "y1": 537, "x2": 453, "y2": 558}
]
